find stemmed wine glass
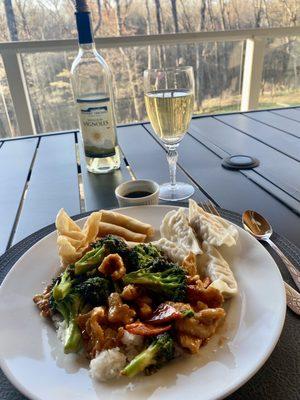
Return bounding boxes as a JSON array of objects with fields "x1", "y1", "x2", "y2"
[{"x1": 144, "y1": 66, "x2": 195, "y2": 201}]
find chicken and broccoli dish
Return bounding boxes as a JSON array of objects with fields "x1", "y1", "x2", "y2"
[{"x1": 33, "y1": 201, "x2": 238, "y2": 382}]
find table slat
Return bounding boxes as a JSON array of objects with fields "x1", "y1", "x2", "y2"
[
  {"x1": 13, "y1": 133, "x2": 81, "y2": 244},
  {"x1": 0, "y1": 138, "x2": 38, "y2": 253},
  {"x1": 246, "y1": 110, "x2": 300, "y2": 138},
  {"x1": 216, "y1": 113, "x2": 300, "y2": 162},
  {"x1": 77, "y1": 132, "x2": 132, "y2": 211},
  {"x1": 190, "y1": 117, "x2": 300, "y2": 204},
  {"x1": 271, "y1": 108, "x2": 300, "y2": 122},
  {"x1": 117, "y1": 125, "x2": 208, "y2": 203}
]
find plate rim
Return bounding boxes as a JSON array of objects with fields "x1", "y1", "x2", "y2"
[{"x1": 0, "y1": 205, "x2": 286, "y2": 400}]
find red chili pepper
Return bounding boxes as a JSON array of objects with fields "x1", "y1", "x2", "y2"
[
  {"x1": 125, "y1": 322, "x2": 172, "y2": 336},
  {"x1": 147, "y1": 303, "x2": 181, "y2": 325}
]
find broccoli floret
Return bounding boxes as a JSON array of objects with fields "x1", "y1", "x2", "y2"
[
  {"x1": 75, "y1": 235, "x2": 130, "y2": 275},
  {"x1": 52, "y1": 265, "x2": 75, "y2": 301},
  {"x1": 148, "y1": 258, "x2": 177, "y2": 272},
  {"x1": 75, "y1": 235, "x2": 161, "y2": 274},
  {"x1": 92, "y1": 234, "x2": 129, "y2": 253},
  {"x1": 74, "y1": 247, "x2": 106, "y2": 275},
  {"x1": 121, "y1": 333, "x2": 174, "y2": 378},
  {"x1": 51, "y1": 287, "x2": 90, "y2": 354},
  {"x1": 74, "y1": 277, "x2": 112, "y2": 306},
  {"x1": 127, "y1": 244, "x2": 162, "y2": 271},
  {"x1": 123, "y1": 259, "x2": 187, "y2": 302}
]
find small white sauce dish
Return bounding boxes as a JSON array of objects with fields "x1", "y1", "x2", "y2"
[{"x1": 115, "y1": 179, "x2": 159, "y2": 207}]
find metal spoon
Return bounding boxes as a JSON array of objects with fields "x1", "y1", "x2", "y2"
[{"x1": 242, "y1": 209, "x2": 300, "y2": 315}]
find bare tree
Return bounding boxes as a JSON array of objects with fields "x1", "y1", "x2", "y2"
[
  {"x1": 280, "y1": 0, "x2": 297, "y2": 26},
  {"x1": 93, "y1": 0, "x2": 102, "y2": 36},
  {"x1": 115, "y1": 0, "x2": 142, "y2": 120},
  {"x1": 195, "y1": 0, "x2": 207, "y2": 109},
  {"x1": 15, "y1": 0, "x2": 31, "y2": 39},
  {"x1": 145, "y1": 0, "x2": 152, "y2": 69},
  {"x1": 218, "y1": 0, "x2": 231, "y2": 89},
  {"x1": 231, "y1": 0, "x2": 242, "y2": 29},
  {"x1": 170, "y1": 0, "x2": 181, "y2": 63},
  {"x1": 154, "y1": 0, "x2": 166, "y2": 67},
  {"x1": 123, "y1": 0, "x2": 134, "y2": 16},
  {"x1": 4, "y1": 0, "x2": 18, "y2": 41},
  {"x1": 115, "y1": 0, "x2": 123, "y2": 35},
  {"x1": 262, "y1": 0, "x2": 271, "y2": 27},
  {"x1": 170, "y1": 0, "x2": 179, "y2": 33},
  {"x1": 200, "y1": 0, "x2": 207, "y2": 29},
  {"x1": 154, "y1": 0, "x2": 163, "y2": 34},
  {"x1": 179, "y1": 0, "x2": 193, "y2": 32},
  {"x1": 252, "y1": 0, "x2": 263, "y2": 28},
  {"x1": 0, "y1": 0, "x2": 298, "y2": 134},
  {"x1": 279, "y1": 0, "x2": 298, "y2": 89},
  {"x1": 207, "y1": 0, "x2": 217, "y2": 30},
  {"x1": 225, "y1": 2, "x2": 234, "y2": 29},
  {"x1": 218, "y1": 0, "x2": 228, "y2": 30}
]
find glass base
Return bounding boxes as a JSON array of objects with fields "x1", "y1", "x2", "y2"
[{"x1": 159, "y1": 182, "x2": 195, "y2": 201}]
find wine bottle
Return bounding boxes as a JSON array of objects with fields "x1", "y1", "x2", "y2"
[{"x1": 71, "y1": 0, "x2": 120, "y2": 174}]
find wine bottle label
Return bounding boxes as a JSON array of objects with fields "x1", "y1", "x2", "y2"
[{"x1": 77, "y1": 98, "x2": 116, "y2": 158}]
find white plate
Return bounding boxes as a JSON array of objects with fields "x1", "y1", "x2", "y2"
[{"x1": 0, "y1": 205, "x2": 286, "y2": 400}]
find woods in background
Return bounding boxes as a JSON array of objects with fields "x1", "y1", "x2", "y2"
[{"x1": 0, "y1": 0, "x2": 299, "y2": 136}]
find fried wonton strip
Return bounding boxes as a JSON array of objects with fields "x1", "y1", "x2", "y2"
[
  {"x1": 57, "y1": 236, "x2": 87, "y2": 266},
  {"x1": 56, "y1": 209, "x2": 102, "y2": 266},
  {"x1": 98, "y1": 222, "x2": 147, "y2": 242},
  {"x1": 82, "y1": 211, "x2": 102, "y2": 243},
  {"x1": 101, "y1": 210, "x2": 154, "y2": 238},
  {"x1": 56, "y1": 209, "x2": 84, "y2": 241}
]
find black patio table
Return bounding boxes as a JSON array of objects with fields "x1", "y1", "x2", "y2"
[{"x1": 0, "y1": 107, "x2": 300, "y2": 399}]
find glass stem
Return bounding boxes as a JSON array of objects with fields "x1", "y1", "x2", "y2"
[{"x1": 166, "y1": 146, "x2": 178, "y2": 188}]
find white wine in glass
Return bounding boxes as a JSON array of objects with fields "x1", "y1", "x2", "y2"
[
  {"x1": 145, "y1": 89, "x2": 194, "y2": 145},
  {"x1": 144, "y1": 67, "x2": 195, "y2": 201}
]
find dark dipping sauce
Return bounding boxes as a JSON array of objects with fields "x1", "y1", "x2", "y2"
[{"x1": 124, "y1": 191, "x2": 153, "y2": 198}]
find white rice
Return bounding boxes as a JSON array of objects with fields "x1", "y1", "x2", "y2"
[
  {"x1": 53, "y1": 315, "x2": 144, "y2": 382},
  {"x1": 89, "y1": 332, "x2": 144, "y2": 382},
  {"x1": 51, "y1": 313, "x2": 62, "y2": 328},
  {"x1": 56, "y1": 320, "x2": 67, "y2": 344},
  {"x1": 90, "y1": 348, "x2": 127, "y2": 381},
  {"x1": 121, "y1": 331, "x2": 144, "y2": 361},
  {"x1": 52, "y1": 314, "x2": 67, "y2": 344}
]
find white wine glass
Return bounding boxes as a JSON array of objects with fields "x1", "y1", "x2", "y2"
[{"x1": 144, "y1": 66, "x2": 195, "y2": 201}]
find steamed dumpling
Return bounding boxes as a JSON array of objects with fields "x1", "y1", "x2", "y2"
[
  {"x1": 160, "y1": 208, "x2": 202, "y2": 255},
  {"x1": 202, "y1": 242, "x2": 238, "y2": 298},
  {"x1": 189, "y1": 199, "x2": 238, "y2": 247},
  {"x1": 151, "y1": 238, "x2": 189, "y2": 265}
]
